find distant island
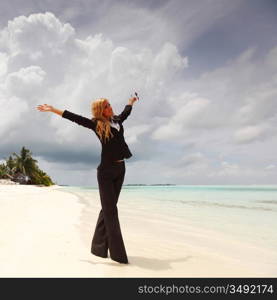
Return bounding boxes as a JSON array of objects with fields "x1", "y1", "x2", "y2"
[
  {"x1": 124, "y1": 184, "x2": 176, "y2": 186},
  {"x1": 0, "y1": 146, "x2": 55, "y2": 186}
]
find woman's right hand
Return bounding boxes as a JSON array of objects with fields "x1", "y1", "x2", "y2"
[{"x1": 37, "y1": 104, "x2": 54, "y2": 112}]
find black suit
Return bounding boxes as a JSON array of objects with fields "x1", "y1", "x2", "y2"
[
  {"x1": 62, "y1": 104, "x2": 133, "y2": 263},
  {"x1": 62, "y1": 105, "x2": 133, "y2": 168}
]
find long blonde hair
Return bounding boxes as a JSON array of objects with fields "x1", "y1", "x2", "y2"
[{"x1": 91, "y1": 98, "x2": 115, "y2": 143}]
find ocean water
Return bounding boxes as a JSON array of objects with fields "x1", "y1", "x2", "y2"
[{"x1": 56, "y1": 185, "x2": 277, "y2": 252}]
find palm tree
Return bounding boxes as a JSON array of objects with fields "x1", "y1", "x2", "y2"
[
  {"x1": 12, "y1": 146, "x2": 38, "y2": 179},
  {"x1": 2, "y1": 146, "x2": 54, "y2": 186}
]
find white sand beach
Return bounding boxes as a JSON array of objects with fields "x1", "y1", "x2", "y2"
[{"x1": 0, "y1": 184, "x2": 276, "y2": 277}]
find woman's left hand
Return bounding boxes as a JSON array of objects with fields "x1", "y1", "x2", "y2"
[{"x1": 129, "y1": 96, "x2": 139, "y2": 105}]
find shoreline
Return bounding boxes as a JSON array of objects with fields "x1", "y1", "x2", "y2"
[
  {"x1": 0, "y1": 184, "x2": 276, "y2": 277},
  {"x1": 46, "y1": 185, "x2": 277, "y2": 277}
]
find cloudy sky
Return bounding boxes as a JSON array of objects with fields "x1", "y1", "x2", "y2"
[{"x1": 0, "y1": 0, "x2": 276, "y2": 186}]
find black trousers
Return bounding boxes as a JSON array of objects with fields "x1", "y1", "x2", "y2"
[{"x1": 91, "y1": 161, "x2": 128, "y2": 264}]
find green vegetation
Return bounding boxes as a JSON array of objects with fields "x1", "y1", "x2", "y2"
[{"x1": 0, "y1": 146, "x2": 55, "y2": 186}]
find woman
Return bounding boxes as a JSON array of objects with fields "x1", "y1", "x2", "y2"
[{"x1": 37, "y1": 96, "x2": 138, "y2": 264}]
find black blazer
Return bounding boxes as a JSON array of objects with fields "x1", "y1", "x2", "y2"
[{"x1": 62, "y1": 104, "x2": 133, "y2": 169}]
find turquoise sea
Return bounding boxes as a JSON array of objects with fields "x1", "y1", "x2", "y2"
[{"x1": 56, "y1": 184, "x2": 277, "y2": 254}]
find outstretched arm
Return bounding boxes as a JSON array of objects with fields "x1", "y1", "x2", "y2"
[
  {"x1": 117, "y1": 96, "x2": 138, "y2": 123},
  {"x1": 37, "y1": 104, "x2": 63, "y2": 115},
  {"x1": 36, "y1": 104, "x2": 96, "y2": 130}
]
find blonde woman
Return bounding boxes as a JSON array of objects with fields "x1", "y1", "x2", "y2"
[{"x1": 37, "y1": 96, "x2": 138, "y2": 264}]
